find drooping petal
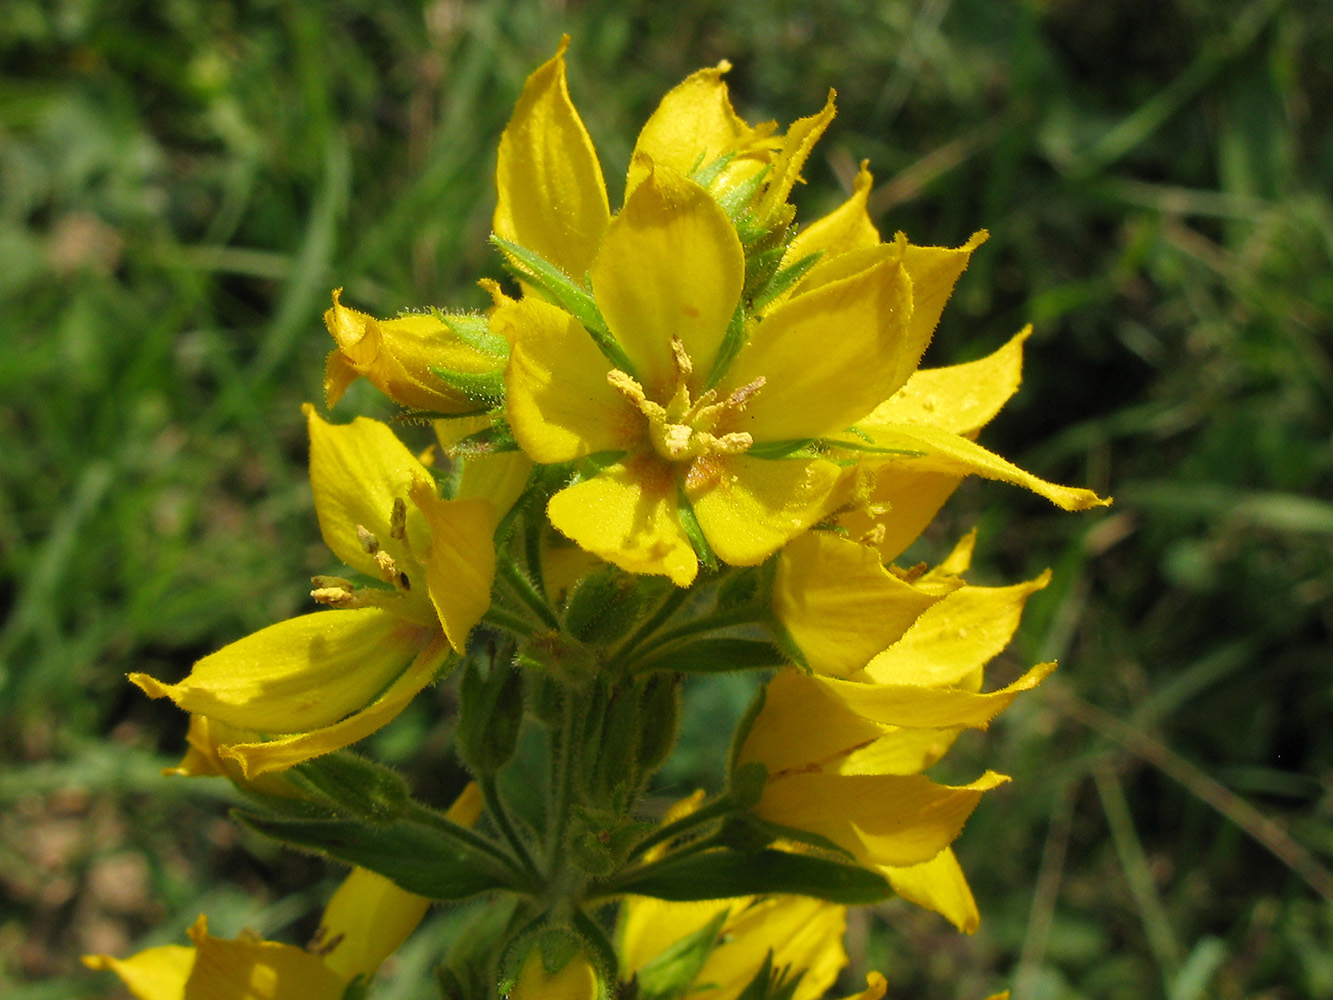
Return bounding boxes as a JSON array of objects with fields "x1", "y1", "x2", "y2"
[
  {"x1": 183, "y1": 916, "x2": 345, "y2": 1000},
  {"x1": 407, "y1": 480, "x2": 496, "y2": 652},
  {"x1": 860, "y1": 326, "x2": 1030, "y2": 436},
  {"x1": 736, "y1": 668, "x2": 888, "y2": 778},
  {"x1": 220, "y1": 629, "x2": 451, "y2": 776},
  {"x1": 857, "y1": 421, "x2": 1111, "y2": 512},
  {"x1": 755, "y1": 770, "x2": 1008, "y2": 868},
  {"x1": 500, "y1": 296, "x2": 642, "y2": 462},
  {"x1": 316, "y1": 868, "x2": 431, "y2": 983},
  {"x1": 628, "y1": 62, "x2": 778, "y2": 197},
  {"x1": 305, "y1": 406, "x2": 433, "y2": 582},
  {"x1": 838, "y1": 465, "x2": 965, "y2": 563},
  {"x1": 881, "y1": 848, "x2": 980, "y2": 934},
  {"x1": 494, "y1": 36, "x2": 609, "y2": 280},
  {"x1": 864, "y1": 573, "x2": 1051, "y2": 688},
  {"x1": 690, "y1": 455, "x2": 843, "y2": 567},
  {"x1": 591, "y1": 162, "x2": 744, "y2": 399},
  {"x1": 756, "y1": 90, "x2": 837, "y2": 221},
  {"x1": 83, "y1": 945, "x2": 195, "y2": 1000},
  {"x1": 774, "y1": 532, "x2": 942, "y2": 678},
  {"x1": 164, "y1": 716, "x2": 301, "y2": 799},
  {"x1": 129, "y1": 609, "x2": 433, "y2": 733},
  {"x1": 898, "y1": 232, "x2": 988, "y2": 359},
  {"x1": 547, "y1": 457, "x2": 698, "y2": 586},
  {"x1": 817, "y1": 661, "x2": 1056, "y2": 729},
  {"x1": 721, "y1": 248, "x2": 914, "y2": 441},
  {"x1": 839, "y1": 726, "x2": 962, "y2": 777}
]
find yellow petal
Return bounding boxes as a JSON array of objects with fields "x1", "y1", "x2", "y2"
[
  {"x1": 881, "y1": 848, "x2": 980, "y2": 934},
  {"x1": 220, "y1": 630, "x2": 451, "y2": 776},
  {"x1": 547, "y1": 456, "x2": 698, "y2": 586},
  {"x1": 494, "y1": 36, "x2": 609, "y2": 280},
  {"x1": 691, "y1": 455, "x2": 843, "y2": 567},
  {"x1": 129, "y1": 609, "x2": 434, "y2": 733},
  {"x1": 839, "y1": 726, "x2": 962, "y2": 776},
  {"x1": 628, "y1": 62, "x2": 777, "y2": 196},
  {"x1": 305, "y1": 406, "x2": 433, "y2": 583},
  {"x1": 183, "y1": 916, "x2": 345, "y2": 1000},
  {"x1": 722, "y1": 248, "x2": 914, "y2": 441},
  {"x1": 737, "y1": 668, "x2": 888, "y2": 776},
  {"x1": 856, "y1": 421, "x2": 1111, "y2": 511},
  {"x1": 861, "y1": 326, "x2": 1030, "y2": 435},
  {"x1": 816, "y1": 661, "x2": 1055, "y2": 730},
  {"x1": 316, "y1": 868, "x2": 431, "y2": 983},
  {"x1": 838, "y1": 465, "x2": 964, "y2": 563},
  {"x1": 786, "y1": 161, "x2": 880, "y2": 267},
  {"x1": 164, "y1": 716, "x2": 301, "y2": 799},
  {"x1": 510, "y1": 948, "x2": 600, "y2": 1000},
  {"x1": 774, "y1": 533, "x2": 942, "y2": 678},
  {"x1": 84, "y1": 945, "x2": 195, "y2": 1000},
  {"x1": 591, "y1": 162, "x2": 744, "y2": 400},
  {"x1": 836, "y1": 973, "x2": 889, "y2": 1000},
  {"x1": 499, "y1": 296, "x2": 641, "y2": 462},
  {"x1": 707, "y1": 896, "x2": 847, "y2": 1000},
  {"x1": 898, "y1": 232, "x2": 988, "y2": 358},
  {"x1": 755, "y1": 770, "x2": 1008, "y2": 868},
  {"x1": 865, "y1": 573, "x2": 1051, "y2": 687},
  {"x1": 435, "y1": 415, "x2": 535, "y2": 516},
  {"x1": 408, "y1": 480, "x2": 496, "y2": 652},
  {"x1": 757, "y1": 90, "x2": 837, "y2": 220}
]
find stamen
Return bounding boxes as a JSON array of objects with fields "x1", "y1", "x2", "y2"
[
  {"x1": 389, "y1": 498, "x2": 407, "y2": 540},
  {"x1": 356, "y1": 525, "x2": 380, "y2": 554},
  {"x1": 670, "y1": 336, "x2": 693, "y2": 379},
  {"x1": 608, "y1": 368, "x2": 647, "y2": 405}
]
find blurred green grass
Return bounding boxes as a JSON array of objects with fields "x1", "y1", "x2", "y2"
[{"x1": 2, "y1": 0, "x2": 1330, "y2": 997}]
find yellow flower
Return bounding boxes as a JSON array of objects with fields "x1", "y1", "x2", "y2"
[
  {"x1": 130, "y1": 408, "x2": 496, "y2": 776},
  {"x1": 739, "y1": 535, "x2": 1053, "y2": 932},
  {"x1": 84, "y1": 785, "x2": 483, "y2": 999},
  {"x1": 619, "y1": 894, "x2": 848, "y2": 1000},
  {"x1": 502, "y1": 162, "x2": 956, "y2": 585},
  {"x1": 323, "y1": 289, "x2": 508, "y2": 413},
  {"x1": 508, "y1": 948, "x2": 601, "y2": 1000}
]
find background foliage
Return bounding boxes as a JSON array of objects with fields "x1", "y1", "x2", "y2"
[{"x1": 2, "y1": 1, "x2": 1330, "y2": 997}]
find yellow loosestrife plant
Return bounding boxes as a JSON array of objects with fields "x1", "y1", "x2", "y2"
[{"x1": 93, "y1": 37, "x2": 1106, "y2": 1000}]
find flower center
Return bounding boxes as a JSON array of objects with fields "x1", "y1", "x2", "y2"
[{"x1": 608, "y1": 337, "x2": 764, "y2": 464}]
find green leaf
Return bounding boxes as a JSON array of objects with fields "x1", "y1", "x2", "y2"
[
  {"x1": 234, "y1": 811, "x2": 522, "y2": 899},
  {"x1": 609, "y1": 848, "x2": 891, "y2": 904}
]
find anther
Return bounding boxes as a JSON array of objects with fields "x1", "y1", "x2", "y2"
[
  {"x1": 389, "y1": 498, "x2": 407, "y2": 541},
  {"x1": 356, "y1": 525, "x2": 380, "y2": 554}
]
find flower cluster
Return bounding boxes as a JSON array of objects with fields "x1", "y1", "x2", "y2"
[{"x1": 92, "y1": 38, "x2": 1106, "y2": 1000}]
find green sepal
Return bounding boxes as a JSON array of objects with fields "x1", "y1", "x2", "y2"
[
  {"x1": 437, "y1": 896, "x2": 523, "y2": 1000},
  {"x1": 428, "y1": 308, "x2": 510, "y2": 357},
  {"x1": 715, "y1": 166, "x2": 771, "y2": 223},
  {"x1": 605, "y1": 847, "x2": 891, "y2": 905},
  {"x1": 764, "y1": 615, "x2": 809, "y2": 672},
  {"x1": 429, "y1": 365, "x2": 507, "y2": 406},
  {"x1": 735, "y1": 952, "x2": 802, "y2": 1000},
  {"x1": 491, "y1": 235, "x2": 636, "y2": 378},
  {"x1": 233, "y1": 811, "x2": 525, "y2": 899},
  {"x1": 745, "y1": 438, "x2": 820, "y2": 460},
  {"x1": 447, "y1": 418, "x2": 520, "y2": 456},
  {"x1": 702, "y1": 302, "x2": 749, "y2": 392},
  {"x1": 675, "y1": 488, "x2": 719, "y2": 575},
  {"x1": 285, "y1": 751, "x2": 409, "y2": 824},
  {"x1": 633, "y1": 638, "x2": 787, "y2": 675},
  {"x1": 456, "y1": 656, "x2": 525, "y2": 776},
  {"x1": 635, "y1": 673, "x2": 682, "y2": 774},
  {"x1": 633, "y1": 907, "x2": 729, "y2": 1000},
  {"x1": 750, "y1": 251, "x2": 821, "y2": 312}
]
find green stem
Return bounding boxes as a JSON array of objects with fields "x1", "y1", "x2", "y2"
[
  {"x1": 500, "y1": 557, "x2": 560, "y2": 630},
  {"x1": 587, "y1": 833, "x2": 727, "y2": 900},
  {"x1": 612, "y1": 586, "x2": 692, "y2": 662},
  {"x1": 626, "y1": 792, "x2": 736, "y2": 862},
  {"x1": 482, "y1": 605, "x2": 538, "y2": 637},
  {"x1": 480, "y1": 775, "x2": 544, "y2": 887},
  {"x1": 628, "y1": 607, "x2": 763, "y2": 664},
  {"x1": 545, "y1": 689, "x2": 581, "y2": 879}
]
